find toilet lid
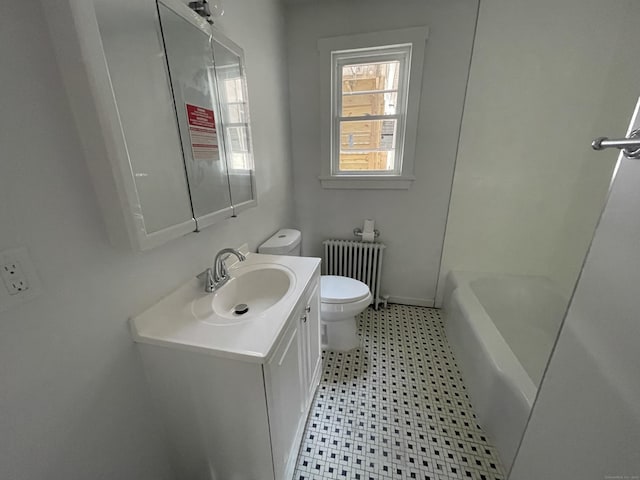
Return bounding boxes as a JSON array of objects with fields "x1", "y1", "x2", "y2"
[{"x1": 321, "y1": 276, "x2": 370, "y2": 304}]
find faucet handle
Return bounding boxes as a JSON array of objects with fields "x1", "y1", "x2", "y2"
[
  {"x1": 197, "y1": 268, "x2": 215, "y2": 293},
  {"x1": 196, "y1": 268, "x2": 212, "y2": 280}
]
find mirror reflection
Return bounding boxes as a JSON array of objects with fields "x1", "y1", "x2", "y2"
[
  {"x1": 157, "y1": 2, "x2": 256, "y2": 227},
  {"x1": 158, "y1": 2, "x2": 233, "y2": 224},
  {"x1": 211, "y1": 38, "x2": 256, "y2": 209}
]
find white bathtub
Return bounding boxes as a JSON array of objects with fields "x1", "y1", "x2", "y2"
[{"x1": 442, "y1": 271, "x2": 567, "y2": 470}]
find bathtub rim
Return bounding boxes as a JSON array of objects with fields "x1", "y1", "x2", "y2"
[{"x1": 444, "y1": 270, "x2": 539, "y2": 412}]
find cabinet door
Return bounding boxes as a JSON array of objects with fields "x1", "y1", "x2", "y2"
[
  {"x1": 302, "y1": 283, "x2": 322, "y2": 405},
  {"x1": 157, "y1": 2, "x2": 234, "y2": 229},
  {"x1": 265, "y1": 317, "x2": 305, "y2": 480},
  {"x1": 48, "y1": 0, "x2": 198, "y2": 250},
  {"x1": 210, "y1": 34, "x2": 257, "y2": 215}
]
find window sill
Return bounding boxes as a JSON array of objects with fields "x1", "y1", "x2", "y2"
[{"x1": 319, "y1": 175, "x2": 415, "y2": 190}]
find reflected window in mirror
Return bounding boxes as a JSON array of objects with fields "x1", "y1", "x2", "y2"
[{"x1": 211, "y1": 38, "x2": 256, "y2": 210}]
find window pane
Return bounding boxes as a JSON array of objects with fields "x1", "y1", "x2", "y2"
[
  {"x1": 223, "y1": 103, "x2": 246, "y2": 124},
  {"x1": 341, "y1": 91, "x2": 398, "y2": 117},
  {"x1": 342, "y1": 61, "x2": 400, "y2": 93},
  {"x1": 339, "y1": 119, "x2": 397, "y2": 171},
  {"x1": 222, "y1": 77, "x2": 244, "y2": 103},
  {"x1": 225, "y1": 126, "x2": 251, "y2": 170}
]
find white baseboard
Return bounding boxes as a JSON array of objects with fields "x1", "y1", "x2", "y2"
[{"x1": 386, "y1": 296, "x2": 435, "y2": 308}]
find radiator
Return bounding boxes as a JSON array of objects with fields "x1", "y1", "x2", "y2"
[{"x1": 322, "y1": 239, "x2": 386, "y2": 309}]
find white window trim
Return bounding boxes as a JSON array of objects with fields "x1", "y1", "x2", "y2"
[{"x1": 318, "y1": 27, "x2": 428, "y2": 190}]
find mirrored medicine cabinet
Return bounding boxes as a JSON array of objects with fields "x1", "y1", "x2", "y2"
[
  {"x1": 45, "y1": 0, "x2": 256, "y2": 251},
  {"x1": 157, "y1": 0, "x2": 256, "y2": 229}
]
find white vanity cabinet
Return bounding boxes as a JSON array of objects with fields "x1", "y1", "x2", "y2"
[
  {"x1": 265, "y1": 282, "x2": 321, "y2": 480},
  {"x1": 136, "y1": 271, "x2": 322, "y2": 480}
]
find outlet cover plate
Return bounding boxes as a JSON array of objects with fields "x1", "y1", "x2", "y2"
[{"x1": 0, "y1": 247, "x2": 42, "y2": 312}]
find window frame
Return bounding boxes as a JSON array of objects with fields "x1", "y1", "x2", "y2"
[{"x1": 319, "y1": 27, "x2": 429, "y2": 190}]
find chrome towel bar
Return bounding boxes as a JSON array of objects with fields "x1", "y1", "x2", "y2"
[{"x1": 592, "y1": 128, "x2": 640, "y2": 159}]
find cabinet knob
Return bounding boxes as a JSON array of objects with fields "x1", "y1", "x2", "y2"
[
  {"x1": 305, "y1": 306, "x2": 311, "y2": 313},
  {"x1": 301, "y1": 314, "x2": 307, "y2": 323}
]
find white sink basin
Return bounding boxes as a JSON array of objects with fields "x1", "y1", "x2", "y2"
[
  {"x1": 131, "y1": 252, "x2": 321, "y2": 361},
  {"x1": 191, "y1": 263, "x2": 295, "y2": 325}
]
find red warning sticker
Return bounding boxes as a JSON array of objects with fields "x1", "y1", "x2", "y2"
[{"x1": 185, "y1": 104, "x2": 218, "y2": 161}]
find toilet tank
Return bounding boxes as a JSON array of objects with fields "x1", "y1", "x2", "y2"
[{"x1": 259, "y1": 229, "x2": 302, "y2": 256}]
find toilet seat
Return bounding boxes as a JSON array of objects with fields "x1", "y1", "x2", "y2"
[{"x1": 320, "y1": 276, "x2": 370, "y2": 304}]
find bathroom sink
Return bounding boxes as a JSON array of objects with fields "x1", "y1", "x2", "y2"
[
  {"x1": 131, "y1": 251, "x2": 321, "y2": 361},
  {"x1": 191, "y1": 263, "x2": 295, "y2": 325}
]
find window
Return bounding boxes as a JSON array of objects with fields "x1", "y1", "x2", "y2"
[
  {"x1": 214, "y1": 54, "x2": 253, "y2": 172},
  {"x1": 334, "y1": 46, "x2": 410, "y2": 176},
  {"x1": 220, "y1": 75, "x2": 251, "y2": 170},
  {"x1": 319, "y1": 28, "x2": 428, "y2": 189}
]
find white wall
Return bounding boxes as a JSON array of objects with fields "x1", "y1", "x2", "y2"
[
  {"x1": 510, "y1": 99, "x2": 640, "y2": 478},
  {"x1": 437, "y1": 0, "x2": 640, "y2": 305},
  {"x1": 0, "y1": 1, "x2": 293, "y2": 478},
  {"x1": 286, "y1": 0, "x2": 478, "y2": 306}
]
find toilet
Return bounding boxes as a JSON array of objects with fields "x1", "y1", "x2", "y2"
[{"x1": 259, "y1": 229, "x2": 372, "y2": 351}]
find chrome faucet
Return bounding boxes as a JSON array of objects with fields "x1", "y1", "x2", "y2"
[{"x1": 198, "y1": 248, "x2": 246, "y2": 293}]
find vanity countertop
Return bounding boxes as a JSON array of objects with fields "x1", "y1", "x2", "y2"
[{"x1": 130, "y1": 253, "x2": 321, "y2": 363}]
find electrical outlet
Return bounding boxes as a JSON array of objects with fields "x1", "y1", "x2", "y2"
[
  {"x1": 0, "y1": 247, "x2": 41, "y2": 311},
  {"x1": 1, "y1": 260, "x2": 29, "y2": 295}
]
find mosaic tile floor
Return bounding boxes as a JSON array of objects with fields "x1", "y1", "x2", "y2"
[{"x1": 293, "y1": 304, "x2": 506, "y2": 480}]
